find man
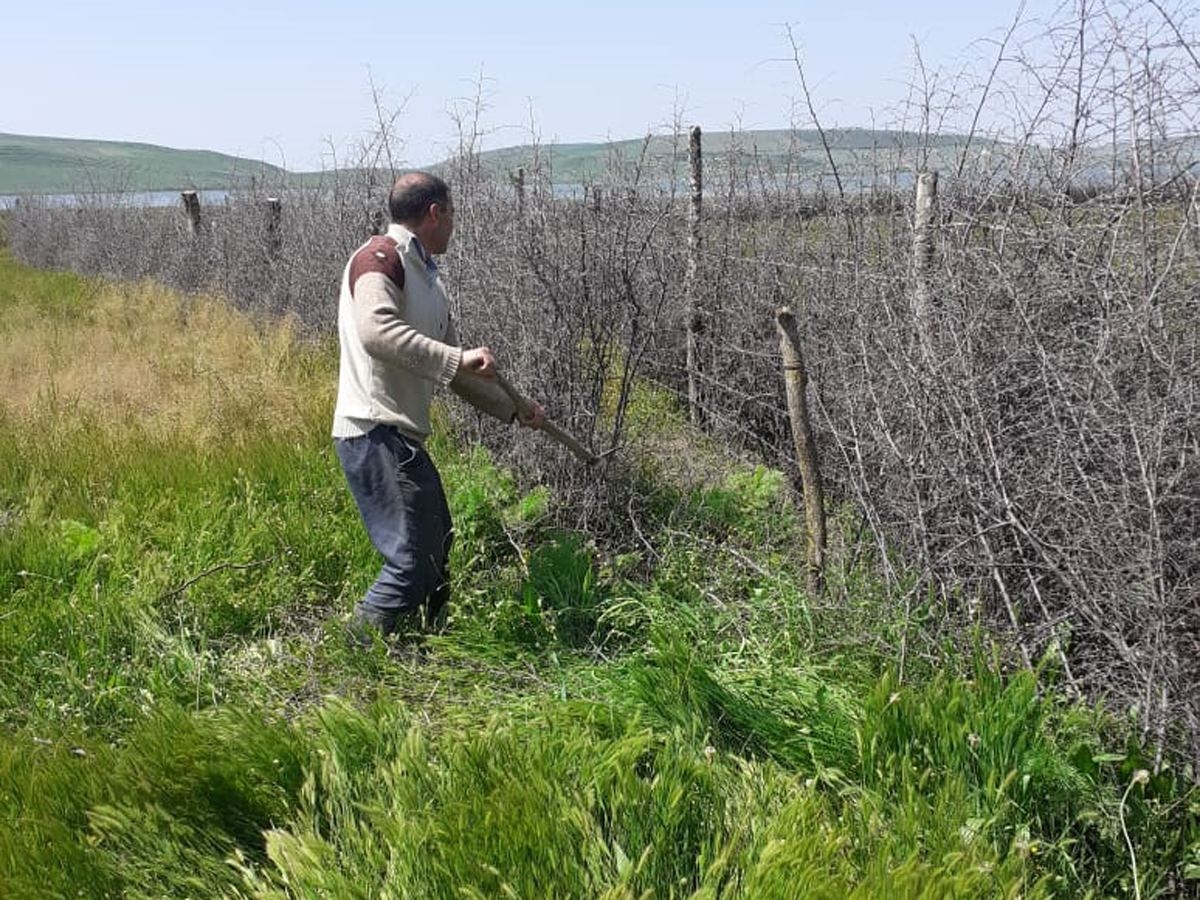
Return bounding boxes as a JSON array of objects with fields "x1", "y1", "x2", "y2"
[{"x1": 333, "y1": 172, "x2": 544, "y2": 638}]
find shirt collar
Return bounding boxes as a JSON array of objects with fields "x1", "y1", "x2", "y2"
[
  {"x1": 411, "y1": 236, "x2": 439, "y2": 274},
  {"x1": 385, "y1": 223, "x2": 438, "y2": 275}
]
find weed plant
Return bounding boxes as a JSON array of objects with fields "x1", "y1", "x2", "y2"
[
  {"x1": 9, "y1": 3, "x2": 1200, "y2": 769},
  {"x1": 1, "y1": 253, "x2": 1197, "y2": 897}
]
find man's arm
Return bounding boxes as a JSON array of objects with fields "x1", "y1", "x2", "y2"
[
  {"x1": 352, "y1": 272, "x2": 462, "y2": 387},
  {"x1": 445, "y1": 315, "x2": 520, "y2": 423},
  {"x1": 348, "y1": 238, "x2": 462, "y2": 386}
]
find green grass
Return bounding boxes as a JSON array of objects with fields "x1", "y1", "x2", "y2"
[{"x1": 0, "y1": 250, "x2": 1196, "y2": 898}]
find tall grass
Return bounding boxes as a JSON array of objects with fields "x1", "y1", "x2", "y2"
[{"x1": 1, "y1": 252, "x2": 1196, "y2": 897}]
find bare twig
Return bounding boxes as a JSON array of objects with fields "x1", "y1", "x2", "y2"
[
  {"x1": 785, "y1": 24, "x2": 845, "y2": 200},
  {"x1": 158, "y1": 555, "x2": 282, "y2": 603}
]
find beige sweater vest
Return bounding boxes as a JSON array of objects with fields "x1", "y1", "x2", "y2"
[{"x1": 332, "y1": 223, "x2": 514, "y2": 441}]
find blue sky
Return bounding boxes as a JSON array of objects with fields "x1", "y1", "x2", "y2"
[{"x1": 4, "y1": 1, "x2": 1066, "y2": 170}]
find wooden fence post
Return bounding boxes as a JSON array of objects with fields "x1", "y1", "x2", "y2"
[
  {"x1": 512, "y1": 167, "x2": 526, "y2": 217},
  {"x1": 1190, "y1": 189, "x2": 1200, "y2": 257},
  {"x1": 912, "y1": 171, "x2": 938, "y2": 359},
  {"x1": 776, "y1": 306, "x2": 827, "y2": 597},
  {"x1": 685, "y1": 125, "x2": 704, "y2": 426},
  {"x1": 265, "y1": 197, "x2": 282, "y2": 259},
  {"x1": 181, "y1": 190, "x2": 202, "y2": 237}
]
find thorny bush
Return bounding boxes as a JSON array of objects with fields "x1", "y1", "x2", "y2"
[{"x1": 8, "y1": 3, "x2": 1199, "y2": 771}]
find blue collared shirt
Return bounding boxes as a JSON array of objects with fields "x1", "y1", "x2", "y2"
[{"x1": 410, "y1": 236, "x2": 439, "y2": 275}]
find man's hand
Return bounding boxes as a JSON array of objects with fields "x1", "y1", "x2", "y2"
[
  {"x1": 460, "y1": 346, "x2": 497, "y2": 378},
  {"x1": 518, "y1": 400, "x2": 546, "y2": 430}
]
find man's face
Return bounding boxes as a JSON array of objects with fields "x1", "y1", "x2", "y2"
[{"x1": 426, "y1": 198, "x2": 455, "y2": 255}]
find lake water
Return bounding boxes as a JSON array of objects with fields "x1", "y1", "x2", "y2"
[
  {"x1": 0, "y1": 174, "x2": 923, "y2": 212},
  {"x1": 0, "y1": 189, "x2": 230, "y2": 210}
]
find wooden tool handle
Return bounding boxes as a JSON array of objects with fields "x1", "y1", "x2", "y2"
[{"x1": 495, "y1": 372, "x2": 598, "y2": 465}]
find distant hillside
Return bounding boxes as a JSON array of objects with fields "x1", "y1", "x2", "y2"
[
  {"x1": 4, "y1": 129, "x2": 980, "y2": 196},
  {"x1": 467, "y1": 128, "x2": 973, "y2": 183},
  {"x1": 12, "y1": 127, "x2": 1180, "y2": 196},
  {"x1": 0, "y1": 133, "x2": 289, "y2": 194},
  {"x1": 465, "y1": 129, "x2": 1200, "y2": 189}
]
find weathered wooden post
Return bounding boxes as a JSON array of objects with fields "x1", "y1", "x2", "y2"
[
  {"x1": 265, "y1": 197, "x2": 282, "y2": 260},
  {"x1": 511, "y1": 167, "x2": 526, "y2": 217},
  {"x1": 685, "y1": 125, "x2": 704, "y2": 426},
  {"x1": 181, "y1": 190, "x2": 202, "y2": 237},
  {"x1": 776, "y1": 306, "x2": 827, "y2": 598},
  {"x1": 912, "y1": 171, "x2": 938, "y2": 360},
  {"x1": 1190, "y1": 190, "x2": 1200, "y2": 257}
]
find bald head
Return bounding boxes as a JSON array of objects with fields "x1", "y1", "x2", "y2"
[{"x1": 388, "y1": 172, "x2": 451, "y2": 226}]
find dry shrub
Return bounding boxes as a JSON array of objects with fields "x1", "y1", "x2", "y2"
[{"x1": 7, "y1": 3, "x2": 1199, "y2": 767}]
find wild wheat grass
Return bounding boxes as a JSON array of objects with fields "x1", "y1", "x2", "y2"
[{"x1": 0, "y1": 252, "x2": 1196, "y2": 898}]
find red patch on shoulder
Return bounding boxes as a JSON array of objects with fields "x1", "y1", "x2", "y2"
[{"x1": 349, "y1": 236, "x2": 404, "y2": 297}]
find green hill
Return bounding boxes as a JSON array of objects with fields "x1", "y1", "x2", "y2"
[
  {"x1": 3, "y1": 129, "x2": 978, "y2": 196},
  {"x1": 469, "y1": 128, "x2": 972, "y2": 183},
  {"x1": 16, "y1": 126, "x2": 1169, "y2": 196},
  {"x1": 0, "y1": 133, "x2": 289, "y2": 194}
]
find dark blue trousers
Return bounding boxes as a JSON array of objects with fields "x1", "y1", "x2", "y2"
[{"x1": 334, "y1": 425, "x2": 452, "y2": 634}]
